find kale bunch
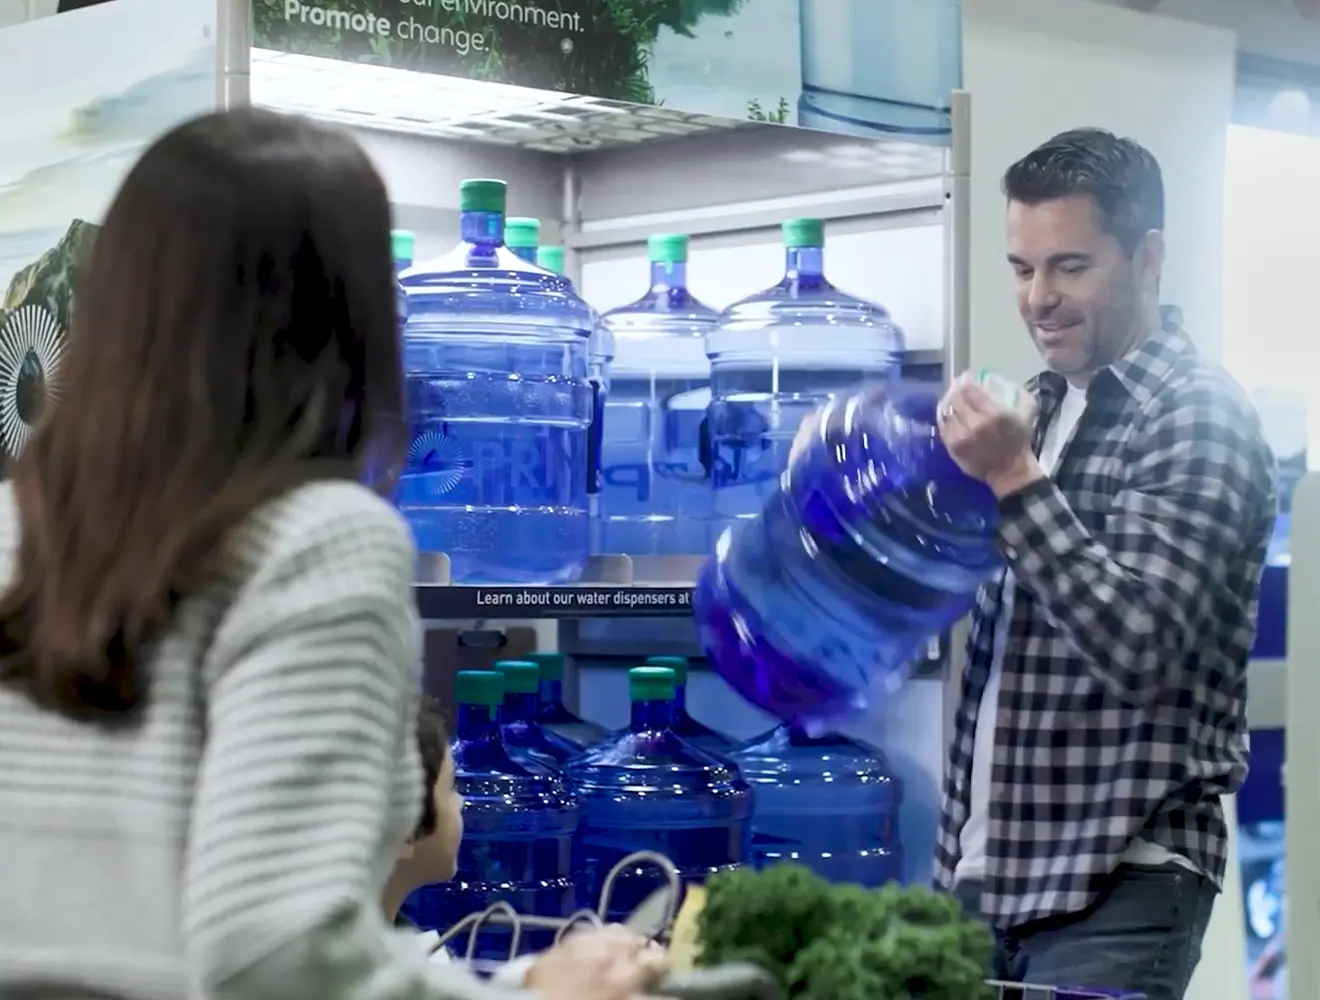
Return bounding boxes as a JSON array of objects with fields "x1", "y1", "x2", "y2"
[{"x1": 696, "y1": 865, "x2": 995, "y2": 1000}]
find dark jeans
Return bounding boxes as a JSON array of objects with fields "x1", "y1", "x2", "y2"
[{"x1": 954, "y1": 862, "x2": 1216, "y2": 1000}]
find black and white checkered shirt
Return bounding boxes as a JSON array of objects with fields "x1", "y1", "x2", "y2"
[{"x1": 935, "y1": 317, "x2": 1277, "y2": 927}]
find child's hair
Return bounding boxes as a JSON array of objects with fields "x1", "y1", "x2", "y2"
[{"x1": 411, "y1": 702, "x2": 450, "y2": 842}]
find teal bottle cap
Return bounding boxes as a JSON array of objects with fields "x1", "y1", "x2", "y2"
[
  {"x1": 459, "y1": 178, "x2": 507, "y2": 214},
  {"x1": 390, "y1": 229, "x2": 415, "y2": 262},
  {"x1": 454, "y1": 669, "x2": 503, "y2": 710},
  {"x1": 782, "y1": 218, "x2": 825, "y2": 249},
  {"x1": 644, "y1": 655, "x2": 690, "y2": 686},
  {"x1": 504, "y1": 217, "x2": 541, "y2": 250},
  {"x1": 526, "y1": 651, "x2": 565, "y2": 681},
  {"x1": 975, "y1": 368, "x2": 1022, "y2": 409},
  {"x1": 647, "y1": 233, "x2": 689, "y2": 264},
  {"x1": 629, "y1": 665, "x2": 676, "y2": 702},
  {"x1": 493, "y1": 659, "x2": 540, "y2": 695},
  {"x1": 537, "y1": 245, "x2": 566, "y2": 275}
]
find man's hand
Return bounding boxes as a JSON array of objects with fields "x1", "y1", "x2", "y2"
[{"x1": 937, "y1": 373, "x2": 1044, "y2": 498}]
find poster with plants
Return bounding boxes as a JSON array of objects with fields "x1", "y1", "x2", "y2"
[
  {"x1": 0, "y1": 0, "x2": 215, "y2": 473},
  {"x1": 254, "y1": 0, "x2": 803, "y2": 126}
]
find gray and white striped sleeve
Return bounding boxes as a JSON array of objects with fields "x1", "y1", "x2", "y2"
[{"x1": 182, "y1": 486, "x2": 534, "y2": 1000}]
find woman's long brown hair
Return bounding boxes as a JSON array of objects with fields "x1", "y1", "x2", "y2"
[{"x1": 0, "y1": 108, "x2": 406, "y2": 722}]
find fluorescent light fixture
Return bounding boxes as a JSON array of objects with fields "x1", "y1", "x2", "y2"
[{"x1": 250, "y1": 49, "x2": 745, "y2": 152}]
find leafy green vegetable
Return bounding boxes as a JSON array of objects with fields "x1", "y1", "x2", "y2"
[{"x1": 696, "y1": 865, "x2": 996, "y2": 1000}]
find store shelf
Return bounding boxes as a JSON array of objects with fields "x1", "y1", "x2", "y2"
[
  {"x1": 251, "y1": 50, "x2": 751, "y2": 152},
  {"x1": 415, "y1": 554, "x2": 703, "y2": 621},
  {"x1": 249, "y1": 50, "x2": 949, "y2": 178}
]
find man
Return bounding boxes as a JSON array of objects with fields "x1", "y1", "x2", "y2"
[{"x1": 935, "y1": 128, "x2": 1276, "y2": 1000}]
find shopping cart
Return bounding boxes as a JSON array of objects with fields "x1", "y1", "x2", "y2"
[
  {"x1": 988, "y1": 986, "x2": 1146, "y2": 1000},
  {"x1": 432, "y1": 851, "x2": 1147, "y2": 1000}
]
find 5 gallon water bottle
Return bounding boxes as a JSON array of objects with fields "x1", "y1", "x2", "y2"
[
  {"x1": 642, "y1": 655, "x2": 734, "y2": 754},
  {"x1": 403, "y1": 670, "x2": 578, "y2": 956},
  {"x1": 538, "y1": 245, "x2": 615, "y2": 539},
  {"x1": 600, "y1": 234, "x2": 719, "y2": 555},
  {"x1": 396, "y1": 179, "x2": 593, "y2": 584},
  {"x1": 391, "y1": 229, "x2": 413, "y2": 328},
  {"x1": 495, "y1": 659, "x2": 583, "y2": 766},
  {"x1": 504, "y1": 216, "x2": 541, "y2": 264},
  {"x1": 731, "y1": 724, "x2": 902, "y2": 885},
  {"x1": 694, "y1": 378, "x2": 1008, "y2": 730},
  {"x1": 527, "y1": 651, "x2": 608, "y2": 747},
  {"x1": 708, "y1": 218, "x2": 904, "y2": 530},
  {"x1": 565, "y1": 666, "x2": 752, "y2": 918}
]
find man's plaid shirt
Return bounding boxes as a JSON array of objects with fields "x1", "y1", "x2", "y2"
[{"x1": 935, "y1": 318, "x2": 1277, "y2": 927}]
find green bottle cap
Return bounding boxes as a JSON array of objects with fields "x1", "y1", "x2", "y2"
[
  {"x1": 504, "y1": 217, "x2": 541, "y2": 250},
  {"x1": 454, "y1": 670, "x2": 503, "y2": 716},
  {"x1": 782, "y1": 218, "x2": 825, "y2": 249},
  {"x1": 629, "y1": 665, "x2": 676, "y2": 702},
  {"x1": 493, "y1": 659, "x2": 540, "y2": 696},
  {"x1": 526, "y1": 652, "x2": 566, "y2": 681},
  {"x1": 537, "y1": 245, "x2": 566, "y2": 275},
  {"x1": 974, "y1": 368, "x2": 1022, "y2": 409},
  {"x1": 647, "y1": 233, "x2": 689, "y2": 264},
  {"x1": 644, "y1": 655, "x2": 690, "y2": 686},
  {"x1": 459, "y1": 178, "x2": 507, "y2": 214},
  {"x1": 390, "y1": 229, "x2": 415, "y2": 263}
]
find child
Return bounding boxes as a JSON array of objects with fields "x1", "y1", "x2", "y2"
[
  {"x1": 386, "y1": 703, "x2": 665, "y2": 987},
  {"x1": 383, "y1": 704, "x2": 465, "y2": 960}
]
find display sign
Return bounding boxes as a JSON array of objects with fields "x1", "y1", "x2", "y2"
[
  {"x1": 252, "y1": 0, "x2": 961, "y2": 140},
  {"x1": 1239, "y1": 728, "x2": 1285, "y2": 1000},
  {"x1": 0, "y1": 0, "x2": 216, "y2": 474},
  {"x1": 416, "y1": 584, "x2": 693, "y2": 619}
]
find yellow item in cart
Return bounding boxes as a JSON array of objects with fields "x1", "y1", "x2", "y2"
[{"x1": 668, "y1": 885, "x2": 707, "y2": 973}]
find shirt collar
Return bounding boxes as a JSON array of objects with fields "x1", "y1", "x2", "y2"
[{"x1": 1026, "y1": 305, "x2": 1196, "y2": 409}]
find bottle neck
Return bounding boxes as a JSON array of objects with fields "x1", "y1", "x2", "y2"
[
  {"x1": 501, "y1": 692, "x2": 537, "y2": 724},
  {"x1": 457, "y1": 703, "x2": 499, "y2": 740},
  {"x1": 630, "y1": 698, "x2": 676, "y2": 732},
  {"x1": 394, "y1": 258, "x2": 413, "y2": 274},
  {"x1": 538, "y1": 678, "x2": 564, "y2": 712},
  {"x1": 673, "y1": 684, "x2": 688, "y2": 714},
  {"x1": 786, "y1": 246, "x2": 825, "y2": 280},
  {"x1": 650, "y1": 260, "x2": 689, "y2": 291},
  {"x1": 461, "y1": 209, "x2": 505, "y2": 250},
  {"x1": 509, "y1": 245, "x2": 538, "y2": 264}
]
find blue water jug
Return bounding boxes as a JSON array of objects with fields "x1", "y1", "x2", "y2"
[
  {"x1": 402, "y1": 670, "x2": 578, "y2": 957},
  {"x1": 797, "y1": 0, "x2": 961, "y2": 138},
  {"x1": 565, "y1": 666, "x2": 752, "y2": 918},
  {"x1": 642, "y1": 656, "x2": 734, "y2": 754},
  {"x1": 708, "y1": 218, "x2": 904, "y2": 530},
  {"x1": 495, "y1": 659, "x2": 583, "y2": 766},
  {"x1": 527, "y1": 651, "x2": 609, "y2": 747},
  {"x1": 731, "y1": 724, "x2": 903, "y2": 885},
  {"x1": 600, "y1": 234, "x2": 719, "y2": 556},
  {"x1": 396, "y1": 180, "x2": 593, "y2": 584},
  {"x1": 391, "y1": 228, "x2": 413, "y2": 327},
  {"x1": 694, "y1": 382, "x2": 1002, "y2": 730},
  {"x1": 537, "y1": 244, "x2": 614, "y2": 540},
  {"x1": 504, "y1": 216, "x2": 541, "y2": 265}
]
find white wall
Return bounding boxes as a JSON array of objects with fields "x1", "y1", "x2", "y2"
[
  {"x1": 346, "y1": 128, "x2": 564, "y2": 260},
  {"x1": 962, "y1": 0, "x2": 1235, "y2": 376},
  {"x1": 571, "y1": 126, "x2": 946, "y2": 352}
]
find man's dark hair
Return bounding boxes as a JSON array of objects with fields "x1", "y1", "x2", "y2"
[
  {"x1": 1002, "y1": 128, "x2": 1164, "y2": 256},
  {"x1": 412, "y1": 704, "x2": 449, "y2": 842},
  {"x1": 0, "y1": 108, "x2": 406, "y2": 723}
]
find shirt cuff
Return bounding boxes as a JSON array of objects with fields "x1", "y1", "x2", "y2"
[{"x1": 994, "y1": 476, "x2": 1069, "y2": 563}]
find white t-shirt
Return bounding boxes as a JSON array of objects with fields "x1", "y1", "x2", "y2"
[{"x1": 953, "y1": 382, "x2": 1195, "y2": 884}]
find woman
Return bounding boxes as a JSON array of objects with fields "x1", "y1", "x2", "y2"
[{"x1": 0, "y1": 108, "x2": 666, "y2": 1000}]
